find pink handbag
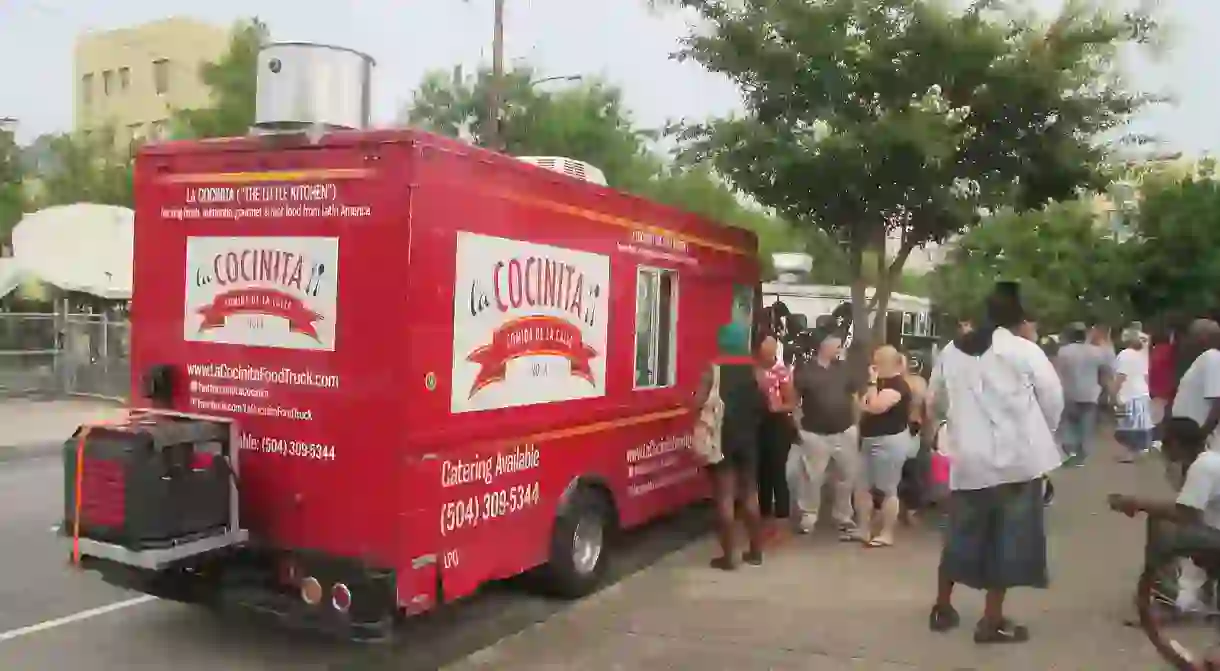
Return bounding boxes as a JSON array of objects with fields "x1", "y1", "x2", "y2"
[
  {"x1": 930, "y1": 450, "x2": 950, "y2": 487},
  {"x1": 929, "y1": 422, "x2": 950, "y2": 488}
]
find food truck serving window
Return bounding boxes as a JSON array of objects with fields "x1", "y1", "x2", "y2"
[{"x1": 634, "y1": 267, "x2": 678, "y2": 389}]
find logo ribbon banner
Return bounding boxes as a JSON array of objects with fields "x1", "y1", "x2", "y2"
[
  {"x1": 467, "y1": 315, "x2": 598, "y2": 397},
  {"x1": 196, "y1": 288, "x2": 323, "y2": 340}
]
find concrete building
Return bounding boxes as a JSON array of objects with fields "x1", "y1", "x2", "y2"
[{"x1": 73, "y1": 17, "x2": 229, "y2": 145}]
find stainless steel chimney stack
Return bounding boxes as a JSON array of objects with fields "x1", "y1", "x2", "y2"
[{"x1": 252, "y1": 42, "x2": 375, "y2": 141}]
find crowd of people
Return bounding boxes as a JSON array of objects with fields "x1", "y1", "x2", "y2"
[{"x1": 691, "y1": 280, "x2": 1220, "y2": 652}]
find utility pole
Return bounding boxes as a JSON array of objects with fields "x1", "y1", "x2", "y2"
[{"x1": 485, "y1": 0, "x2": 506, "y2": 152}]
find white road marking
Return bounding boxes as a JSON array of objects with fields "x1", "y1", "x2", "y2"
[{"x1": 0, "y1": 595, "x2": 157, "y2": 643}]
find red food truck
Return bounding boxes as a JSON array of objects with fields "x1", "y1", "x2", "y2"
[{"x1": 62, "y1": 42, "x2": 759, "y2": 640}]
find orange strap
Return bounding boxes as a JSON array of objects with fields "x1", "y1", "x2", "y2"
[{"x1": 71, "y1": 426, "x2": 91, "y2": 567}]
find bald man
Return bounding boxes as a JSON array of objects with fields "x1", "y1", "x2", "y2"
[{"x1": 1171, "y1": 319, "x2": 1220, "y2": 451}]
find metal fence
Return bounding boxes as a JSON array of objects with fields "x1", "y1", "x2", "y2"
[{"x1": 0, "y1": 311, "x2": 129, "y2": 400}]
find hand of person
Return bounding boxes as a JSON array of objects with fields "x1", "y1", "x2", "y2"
[{"x1": 1107, "y1": 493, "x2": 1139, "y2": 517}]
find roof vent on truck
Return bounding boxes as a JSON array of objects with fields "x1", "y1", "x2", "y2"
[
  {"x1": 516, "y1": 156, "x2": 608, "y2": 186},
  {"x1": 252, "y1": 42, "x2": 376, "y2": 142},
  {"x1": 771, "y1": 253, "x2": 814, "y2": 284}
]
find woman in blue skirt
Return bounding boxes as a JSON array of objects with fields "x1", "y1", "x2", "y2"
[{"x1": 1112, "y1": 327, "x2": 1154, "y2": 462}]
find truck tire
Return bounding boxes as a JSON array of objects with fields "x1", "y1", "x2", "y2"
[{"x1": 539, "y1": 487, "x2": 612, "y2": 598}]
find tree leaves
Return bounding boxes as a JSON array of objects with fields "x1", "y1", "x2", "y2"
[
  {"x1": 171, "y1": 19, "x2": 269, "y2": 140},
  {"x1": 31, "y1": 128, "x2": 134, "y2": 210},
  {"x1": 928, "y1": 201, "x2": 1133, "y2": 328},
  {"x1": 669, "y1": 0, "x2": 1154, "y2": 341},
  {"x1": 1129, "y1": 177, "x2": 1220, "y2": 321},
  {"x1": 403, "y1": 64, "x2": 825, "y2": 276},
  {"x1": 404, "y1": 66, "x2": 662, "y2": 192},
  {"x1": 0, "y1": 126, "x2": 23, "y2": 247}
]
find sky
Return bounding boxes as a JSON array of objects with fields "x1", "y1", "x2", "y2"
[{"x1": 1, "y1": 0, "x2": 1217, "y2": 156}]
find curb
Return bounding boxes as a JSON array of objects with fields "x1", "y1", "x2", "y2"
[{"x1": 0, "y1": 441, "x2": 64, "y2": 465}]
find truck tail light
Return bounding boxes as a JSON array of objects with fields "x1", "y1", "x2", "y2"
[
  {"x1": 300, "y1": 576, "x2": 323, "y2": 606},
  {"x1": 331, "y1": 582, "x2": 352, "y2": 613}
]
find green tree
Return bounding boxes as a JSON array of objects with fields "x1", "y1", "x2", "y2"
[
  {"x1": 407, "y1": 68, "x2": 834, "y2": 276},
  {"x1": 928, "y1": 201, "x2": 1132, "y2": 329},
  {"x1": 671, "y1": 0, "x2": 1155, "y2": 345},
  {"x1": 641, "y1": 165, "x2": 831, "y2": 278},
  {"x1": 33, "y1": 128, "x2": 133, "y2": 209},
  {"x1": 0, "y1": 125, "x2": 23, "y2": 247},
  {"x1": 172, "y1": 18, "x2": 269, "y2": 140},
  {"x1": 1127, "y1": 176, "x2": 1220, "y2": 321},
  {"x1": 405, "y1": 67, "x2": 661, "y2": 192}
]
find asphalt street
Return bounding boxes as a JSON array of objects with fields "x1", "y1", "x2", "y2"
[{"x1": 0, "y1": 453, "x2": 712, "y2": 671}]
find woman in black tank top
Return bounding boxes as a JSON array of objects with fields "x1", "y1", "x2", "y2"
[{"x1": 856, "y1": 346, "x2": 913, "y2": 547}]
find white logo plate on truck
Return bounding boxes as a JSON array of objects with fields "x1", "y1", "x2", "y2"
[{"x1": 184, "y1": 235, "x2": 340, "y2": 351}]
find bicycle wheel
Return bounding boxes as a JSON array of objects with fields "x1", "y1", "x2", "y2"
[{"x1": 1137, "y1": 550, "x2": 1220, "y2": 670}]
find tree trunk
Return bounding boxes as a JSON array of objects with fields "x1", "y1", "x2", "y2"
[
  {"x1": 870, "y1": 242, "x2": 888, "y2": 345},
  {"x1": 847, "y1": 241, "x2": 871, "y2": 378},
  {"x1": 869, "y1": 235, "x2": 918, "y2": 348}
]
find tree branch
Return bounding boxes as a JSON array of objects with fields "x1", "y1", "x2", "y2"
[{"x1": 887, "y1": 233, "x2": 918, "y2": 284}]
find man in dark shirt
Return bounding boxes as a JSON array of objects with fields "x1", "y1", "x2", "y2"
[{"x1": 791, "y1": 331, "x2": 863, "y2": 536}]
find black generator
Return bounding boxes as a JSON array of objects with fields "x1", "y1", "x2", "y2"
[{"x1": 63, "y1": 416, "x2": 233, "y2": 550}]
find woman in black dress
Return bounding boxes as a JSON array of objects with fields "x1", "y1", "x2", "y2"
[{"x1": 694, "y1": 322, "x2": 767, "y2": 569}]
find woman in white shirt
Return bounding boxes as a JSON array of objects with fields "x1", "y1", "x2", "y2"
[{"x1": 1112, "y1": 327, "x2": 1153, "y2": 463}]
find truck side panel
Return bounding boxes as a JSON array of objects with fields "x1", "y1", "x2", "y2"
[{"x1": 398, "y1": 141, "x2": 757, "y2": 602}]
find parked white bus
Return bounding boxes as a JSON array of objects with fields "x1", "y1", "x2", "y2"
[{"x1": 761, "y1": 282, "x2": 941, "y2": 373}]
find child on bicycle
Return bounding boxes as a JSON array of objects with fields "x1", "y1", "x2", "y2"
[
  {"x1": 1109, "y1": 417, "x2": 1210, "y2": 523},
  {"x1": 1110, "y1": 417, "x2": 1217, "y2": 617}
]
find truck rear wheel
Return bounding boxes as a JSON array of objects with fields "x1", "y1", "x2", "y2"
[{"x1": 539, "y1": 487, "x2": 612, "y2": 598}]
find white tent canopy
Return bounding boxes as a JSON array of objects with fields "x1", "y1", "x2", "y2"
[
  {"x1": 0, "y1": 257, "x2": 21, "y2": 300},
  {"x1": 7, "y1": 204, "x2": 134, "y2": 300}
]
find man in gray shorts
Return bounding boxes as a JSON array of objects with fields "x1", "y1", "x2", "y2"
[{"x1": 1054, "y1": 322, "x2": 1112, "y2": 466}]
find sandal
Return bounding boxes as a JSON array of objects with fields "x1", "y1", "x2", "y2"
[
  {"x1": 866, "y1": 537, "x2": 894, "y2": 548},
  {"x1": 709, "y1": 556, "x2": 738, "y2": 571},
  {"x1": 929, "y1": 604, "x2": 961, "y2": 632},
  {"x1": 741, "y1": 550, "x2": 763, "y2": 566},
  {"x1": 973, "y1": 618, "x2": 1030, "y2": 644}
]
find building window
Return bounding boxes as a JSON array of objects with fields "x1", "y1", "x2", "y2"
[
  {"x1": 103, "y1": 70, "x2": 114, "y2": 95},
  {"x1": 152, "y1": 59, "x2": 170, "y2": 95},
  {"x1": 634, "y1": 267, "x2": 678, "y2": 389},
  {"x1": 119, "y1": 67, "x2": 130, "y2": 91},
  {"x1": 149, "y1": 119, "x2": 167, "y2": 140},
  {"x1": 81, "y1": 73, "x2": 94, "y2": 106}
]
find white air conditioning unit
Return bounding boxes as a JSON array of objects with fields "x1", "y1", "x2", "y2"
[{"x1": 516, "y1": 156, "x2": 608, "y2": 186}]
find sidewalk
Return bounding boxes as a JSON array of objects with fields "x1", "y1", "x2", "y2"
[
  {"x1": 0, "y1": 398, "x2": 126, "y2": 458},
  {"x1": 447, "y1": 439, "x2": 1177, "y2": 670}
]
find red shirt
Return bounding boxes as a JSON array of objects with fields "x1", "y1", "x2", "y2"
[{"x1": 1149, "y1": 342, "x2": 1175, "y2": 400}]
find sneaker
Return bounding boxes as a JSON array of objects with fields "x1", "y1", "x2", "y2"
[{"x1": 797, "y1": 514, "x2": 817, "y2": 535}]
